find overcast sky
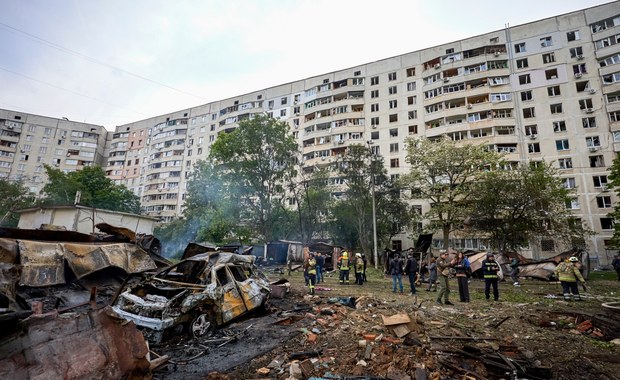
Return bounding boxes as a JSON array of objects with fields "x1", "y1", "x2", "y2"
[{"x1": 0, "y1": 0, "x2": 615, "y2": 129}]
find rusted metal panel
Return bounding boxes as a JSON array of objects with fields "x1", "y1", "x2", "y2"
[
  {"x1": 0, "y1": 238, "x2": 19, "y2": 264},
  {"x1": 18, "y1": 240, "x2": 65, "y2": 287},
  {"x1": 63, "y1": 242, "x2": 157, "y2": 279}
]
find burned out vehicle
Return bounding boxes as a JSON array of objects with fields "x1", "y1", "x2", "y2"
[{"x1": 112, "y1": 251, "x2": 271, "y2": 342}]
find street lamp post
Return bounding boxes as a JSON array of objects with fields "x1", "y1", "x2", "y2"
[{"x1": 367, "y1": 140, "x2": 379, "y2": 269}]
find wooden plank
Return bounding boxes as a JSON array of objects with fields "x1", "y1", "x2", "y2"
[
  {"x1": 392, "y1": 324, "x2": 411, "y2": 338},
  {"x1": 381, "y1": 313, "x2": 411, "y2": 326}
]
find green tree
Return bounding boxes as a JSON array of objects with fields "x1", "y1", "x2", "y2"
[
  {"x1": 189, "y1": 115, "x2": 299, "y2": 243},
  {"x1": 40, "y1": 165, "x2": 140, "y2": 213},
  {"x1": 468, "y1": 163, "x2": 586, "y2": 252},
  {"x1": 0, "y1": 179, "x2": 35, "y2": 227},
  {"x1": 288, "y1": 167, "x2": 332, "y2": 244},
  {"x1": 403, "y1": 137, "x2": 503, "y2": 249},
  {"x1": 605, "y1": 155, "x2": 620, "y2": 249}
]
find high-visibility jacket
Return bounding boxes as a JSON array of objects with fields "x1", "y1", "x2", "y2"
[
  {"x1": 307, "y1": 258, "x2": 317, "y2": 275},
  {"x1": 555, "y1": 261, "x2": 585, "y2": 282},
  {"x1": 339, "y1": 253, "x2": 350, "y2": 270},
  {"x1": 482, "y1": 259, "x2": 500, "y2": 279}
]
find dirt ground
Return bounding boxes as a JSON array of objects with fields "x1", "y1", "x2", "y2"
[{"x1": 151, "y1": 267, "x2": 620, "y2": 380}]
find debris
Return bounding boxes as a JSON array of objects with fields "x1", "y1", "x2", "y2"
[
  {"x1": 288, "y1": 349, "x2": 323, "y2": 361},
  {"x1": 256, "y1": 367, "x2": 270, "y2": 375},
  {"x1": 381, "y1": 313, "x2": 411, "y2": 326}
]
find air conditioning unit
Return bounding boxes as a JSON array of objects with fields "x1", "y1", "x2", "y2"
[
  {"x1": 321, "y1": 156, "x2": 326, "y2": 161},
  {"x1": 434, "y1": 63, "x2": 441, "y2": 69},
  {"x1": 443, "y1": 77, "x2": 450, "y2": 82},
  {"x1": 494, "y1": 52, "x2": 501, "y2": 57},
  {"x1": 577, "y1": 55, "x2": 584, "y2": 60},
  {"x1": 467, "y1": 104, "x2": 473, "y2": 109},
  {"x1": 529, "y1": 134, "x2": 538, "y2": 139},
  {"x1": 601, "y1": 184, "x2": 609, "y2": 192},
  {"x1": 585, "y1": 108, "x2": 594, "y2": 113},
  {"x1": 61, "y1": 135, "x2": 66, "y2": 139},
  {"x1": 589, "y1": 146, "x2": 600, "y2": 152},
  {"x1": 589, "y1": 88, "x2": 597, "y2": 94},
  {"x1": 7, "y1": 126, "x2": 13, "y2": 129},
  {"x1": 337, "y1": 140, "x2": 345, "y2": 145},
  {"x1": 372, "y1": 125, "x2": 377, "y2": 129},
  {"x1": 575, "y1": 73, "x2": 583, "y2": 78},
  {"x1": 295, "y1": 113, "x2": 300, "y2": 116}
]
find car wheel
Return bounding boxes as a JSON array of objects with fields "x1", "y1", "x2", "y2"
[{"x1": 191, "y1": 313, "x2": 212, "y2": 338}]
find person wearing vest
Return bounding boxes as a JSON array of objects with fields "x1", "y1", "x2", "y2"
[
  {"x1": 305, "y1": 252, "x2": 317, "y2": 295},
  {"x1": 404, "y1": 251, "x2": 419, "y2": 295},
  {"x1": 354, "y1": 253, "x2": 364, "y2": 285},
  {"x1": 315, "y1": 252, "x2": 325, "y2": 283},
  {"x1": 454, "y1": 251, "x2": 470, "y2": 302},
  {"x1": 389, "y1": 253, "x2": 404, "y2": 293},
  {"x1": 482, "y1": 252, "x2": 500, "y2": 301},
  {"x1": 338, "y1": 251, "x2": 350, "y2": 285},
  {"x1": 555, "y1": 256, "x2": 586, "y2": 301},
  {"x1": 436, "y1": 250, "x2": 455, "y2": 305}
]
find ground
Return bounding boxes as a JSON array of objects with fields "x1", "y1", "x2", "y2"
[{"x1": 150, "y1": 267, "x2": 620, "y2": 380}]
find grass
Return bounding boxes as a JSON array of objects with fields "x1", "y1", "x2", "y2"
[{"x1": 589, "y1": 270, "x2": 618, "y2": 281}]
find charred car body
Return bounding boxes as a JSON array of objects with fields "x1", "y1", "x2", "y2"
[{"x1": 112, "y1": 251, "x2": 271, "y2": 342}]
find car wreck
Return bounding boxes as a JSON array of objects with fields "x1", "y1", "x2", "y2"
[{"x1": 112, "y1": 250, "x2": 271, "y2": 342}]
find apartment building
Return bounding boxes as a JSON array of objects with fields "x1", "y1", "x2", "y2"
[{"x1": 2, "y1": 2, "x2": 619, "y2": 264}]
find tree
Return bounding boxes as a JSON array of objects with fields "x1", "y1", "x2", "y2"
[
  {"x1": 402, "y1": 137, "x2": 503, "y2": 249},
  {"x1": 288, "y1": 167, "x2": 332, "y2": 244},
  {"x1": 190, "y1": 115, "x2": 300, "y2": 243},
  {"x1": 40, "y1": 165, "x2": 140, "y2": 213},
  {"x1": 605, "y1": 155, "x2": 620, "y2": 249},
  {"x1": 0, "y1": 179, "x2": 35, "y2": 227},
  {"x1": 468, "y1": 163, "x2": 587, "y2": 252}
]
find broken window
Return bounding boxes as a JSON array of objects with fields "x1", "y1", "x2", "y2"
[
  {"x1": 558, "y1": 158, "x2": 572, "y2": 169},
  {"x1": 216, "y1": 268, "x2": 229, "y2": 285},
  {"x1": 570, "y1": 46, "x2": 584, "y2": 58},
  {"x1": 556, "y1": 139, "x2": 570, "y2": 151},
  {"x1": 599, "y1": 53, "x2": 620, "y2": 67},
  {"x1": 586, "y1": 136, "x2": 601, "y2": 148},
  {"x1": 525, "y1": 125, "x2": 538, "y2": 136},
  {"x1": 597, "y1": 196, "x2": 612, "y2": 208},
  {"x1": 543, "y1": 53, "x2": 555, "y2": 64},
  {"x1": 516, "y1": 58, "x2": 528, "y2": 69},
  {"x1": 540, "y1": 36, "x2": 553, "y2": 47},
  {"x1": 545, "y1": 68, "x2": 558, "y2": 79},
  {"x1": 553, "y1": 121, "x2": 566, "y2": 132},
  {"x1": 390, "y1": 128, "x2": 398, "y2": 137},
  {"x1": 564, "y1": 177, "x2": 577, "y2": 189},
  {"x1": 593, "y1": 175, "x2": 608, "y2": 188},
  {"x1": 579, "y1": 99, "x2": 594, "y2": 110},
  {"x1": 408, "y1": 125, "x2": 418, "y2": 135},
  {"x1": 547, "y1": 86, "x2": 561, "y2": 96},
  {"x1": 514, "y1": 42, "x2": 526, "y2": 53},
  {"x1": 406, "y1": 67, "x2": 416, "y2": 77},
  {"x1": 389, "y1": 114, "x2": 398, "y2": 123},
  {"x1": 522, "y1": 107, "x2": 535, "y2": 118},
  {"x1": 519, "y1": 74, "x2": 531, "y2": 85},
  {"x1": 590, "y1": 155, "x2": 605, "y2": 168},
  {"x1": 601, "y1": 218, "x2": 614, "y2": 230},
  {"x1": 583, "y1": 117, "x2": 597, "y2": 129},
  {"x1": 528, "y1": 143, "x2": 540, "y2": 153},
  {"x1": 521, "y1": 90, "x2": 532, "y2": 101},
  {"x1": 390, "y1": 158, "x2": 399, "y2": 168},
  {"x1": 550, "y1": 103, "x2": 563, "y2": 114},
  {"x1": 567, "y1": 30, "x2": 581, "y2": 42}
]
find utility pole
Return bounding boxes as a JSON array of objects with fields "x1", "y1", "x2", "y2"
[{"x1": 367, "y1": 141, "x2": 379, "y2": 269}]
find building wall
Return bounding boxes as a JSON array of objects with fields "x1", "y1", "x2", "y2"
[{"x1": 3, "y1": 2, "x2": 620, "y2": 264}]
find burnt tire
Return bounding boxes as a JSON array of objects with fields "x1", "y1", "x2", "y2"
[{"x1": 191, "y1": 313, "x2": 213, "y2": 338}]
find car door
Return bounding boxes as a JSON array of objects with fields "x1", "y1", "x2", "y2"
[{"x1": 214, "y1": 265, "x2": 248, "y2": 324}]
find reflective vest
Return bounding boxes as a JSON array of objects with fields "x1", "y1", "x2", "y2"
[
  {"x1": 555, "y1": 261, "x2": 584, "y2": 282},
  {"x1": 482, "y1": 259, "x2": 499, "y2": 279},
  {"x1": 307, "y1": 258, "x2": 317, "y2": 275}
]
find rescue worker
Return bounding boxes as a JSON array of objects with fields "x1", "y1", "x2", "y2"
[
  {"x1": 404, "y1": 251, "x2": 419, "y2": 295},
  {"x1": 354, "y1": 253, "x2": 364, "y2": 285},
  {"x1": 305, "y1": 252, "x2": 317, "y2": 295},
  {"x1": 555, "y1": 256, "x2": 586, "y2": 301},
  {"x1": 482, "y1": 252, "x2": 500, "y2": 301},
  {"x1": 436, "y1": 250, "x2": 455, "y2": 305},
  {"x1": 389, "y1": 252, "x2": 404, "y2": 293},
  {"x1": 338, "y1": 250, "x2": 350, "y2": 285}
]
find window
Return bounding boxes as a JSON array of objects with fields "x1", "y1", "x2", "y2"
[
  {"x1": 389, "y1": 143, "x2": 399, "y2": 152},
  {"x1": 388, "y1": 72, "x2": 397, "y2": 81},
  {"x1": 521, "y1": 90, "x2": 533, "y2": 101},
  {"x1": 354, "y1": 70, "x2": 361, "y2": 76},
  {"x1": 408, "y1": 125, "x2": 418, "y2": 135},
  {"x1": 567, "y1": 30, "x2": 581, "y2": 42},
  {"x1": 586, "y1": 136, "x2": 601, "y2": 148},
  {"x1": 371, "y1": 76, "x2": 379, "y2": 85},
  {"x1": 281, "y1": 97, "x2": 287, "y2": 105},
  {"x1": 280, "y1": 109, "x2": 286, "y2": 117},
  {"x1": 590, "y1": 155, "x2": 605, "y2": 168},
  {"x1": 389, "y1": 128, "x2": 398, "y2": 138},
  {"x1": 514, "y1": 42, "x2": 526, "y2": 53},
  {"x1": 39, "y1": 146, "x2": 47, "y2": 154},
  {"x1": 558, "y1": 158, "x2": 573, "y2": 169},
  {"x1": 591, "y1": 16, "x2": 620, "y2": 33},
  {"x1": 550, "y1": 103, "x2": 563, "y2": 114},
  {"x1": 579, "y1": 99, "x2": 593, "y2": 110},
  {"x1": 406, "y1": 68, "x2": 416, "y2": 77},
  {"x1": 547, "y1": 86, "x2": 561, "y2": 96},
  {"x1": 573, "y1": 64, "x2": 587, "y2": 75},
  {"x1": 268, "y1": 100, "x2": 274, "y2": 109},
  {"x1": 600, "y1": 53, "x2": 620, "y2": 68},
  {"x1": 545, "y1": 68, "x2": 558, "y2": 80},
  {"x1": 543, "y1": 53, "x2": 555, "y2": 64},
  {"x1": 371, "y1": 117, "x2": 379, "y2": 126},
  {"x1": 407, "y1": 96, "x2": 416, "y2": 105},
  {"x1": 390, "y1": 158, "x2": 399, "y2": 168},
  {"x1": 389, "y1": 114, "x2": 398, "y2": 123},
  {"x1": 528, "y1": 143, "x2": 540, "y2": 153},
  {"x1": 597, "y1": 196, "x2": 612, "y2": 208},
  {"x1": 525, "y1": 125, "x2": 538, "y2": 136},
  {"x1": 523, "y1": 107, "x2": 535, "y2": 118},
  {"x1": 388, "y1": 86, "x2": 397, "y2": 95},
  {"x1": 516, "y1": 58, "x2": 528, "y2": 69},
  {"x1": 371, "y1": 131, "x2": 379, "y2": 140},
  {"x1": 371, "y1": 90, "x2": 379, "y2": 98},
  {"x1": 553, "y1": 121, "x2": 566, "y2": 132},
  {"x1": 408, "y1": 110, "x2": 417, "y2": 120},
  {"x1": 371, "y1": 103, "x2": 379, "y2": 112},
  {"x1": 540, "y1": 36, "x2": 552, "y2": 47},
  {"x1": 600, "y1": 218, "x2": 614, "y2": 231},
  {"x1": 519, "y1": 74, "x2": 531, "y2": 85},
  {"x1": 566, "y1": 198, "x2": 580, "y2": 210},
  {"x1": 406, "y1": 82, "x2": 416, "y2": 91},
  {"x1": 611, "y1": 111, "x2": 620, "y2": 122},
  {"x1": 570, "y1": 46, "x2": 584, "y2": 58},
  {"x1": 389, "y1": 100, "x2": 397, "y2": 109},
  {"x1": 556, "y1": 139, "x2": 570, "y2": 151},
  {"x1": 583, "y1": 117, "x2": 597, "y2": 129},
  {"x1": 592, "y1": 175, "x2": 607, "y2": 189},
  {"x1": 564, "y1": 177, "x2": 577, "y2": 189}
]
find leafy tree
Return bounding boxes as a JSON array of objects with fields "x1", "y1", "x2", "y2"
[
  {"x1": 402, "y1": 137, "x2": 503, "y2": 249},
  {"x1": 0, "y1": 179, "x2": 35, "y2": 227},
  {"x1": 40, "y1": 165, "x2": 140, "y2": 213},
  {"x1": 188, "y1": 115, "x2": 299, "y2": 243},
  {"x1": 605, "y1": 155, "x2": 620, "y2": 249},
  {"x1": 288, "y1": 167, "x2": 332, "y2": 244},
  {"x1": 468, "y1": 163, "x2": 587, "y2": 251}
]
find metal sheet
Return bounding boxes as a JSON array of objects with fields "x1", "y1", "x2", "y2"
[
  {"x1": 63, "y1": 242, "x2": 157, "y2": 279},
  {"x1": 0, "y1": 238, "x2": 19, "y2": 264},
  {"x1": 18, "y1": 240, "x2": 65, "y2": 287}
]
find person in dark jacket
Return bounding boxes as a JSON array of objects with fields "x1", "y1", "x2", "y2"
[
  {"x1": 612, "y1": 253, "x2": 620, "y2": 281},
  {"x1": 509, "y1": 257, "x2": 521, "y2": 286},
  {"x1": 426, "y1": 257, "x2": 437, "y2": 291},
  {"x1": 482, "y1": 252, "x2": 501, "y2": 301},
  {"x1": 362, "y1": 254, "x2": 368, "y2": 282},
  {"x1": 315, "y1": 252, "x2": 325, "y2": 283},
  {"x1": 454, "y1": 252, "x2": 470, "y2": 302},
  {"x1": 404, "y1": 251, "x2": 419, "y2": 295},
  {"x1": 389, "y1": 253, "x2": 404, "y2": 293}
]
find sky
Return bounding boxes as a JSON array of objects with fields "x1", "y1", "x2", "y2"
[{"x1": 0, "y1": 0, "x2": 616, "y2": 129}]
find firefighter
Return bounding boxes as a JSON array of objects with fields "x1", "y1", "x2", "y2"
[
  {"x1": 354, "y1": 253, "x2": 364, "y2": 285},
  {"x1": 555, "y1": 256, "x2": 586, "y2": 301},
  {"x1": 306, "y1": 252, "x2": 317, "y2": 295},
  {"x1": 482, "y1": 252, "x2": 500, "y2": 301},
  {"x1": 338, "y1": 251, "x2": 350, "y2": 285}
]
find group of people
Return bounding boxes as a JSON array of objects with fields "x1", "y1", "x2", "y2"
[
  {"x1": 387, "y1": 249, "x2": 421, "y2": 294},
  {"x1": 302, "y1": 252, "x2": 325, "y2": 295},
  {"x1": 336, "y1": 251, "x2": 367, "y2": 285}
]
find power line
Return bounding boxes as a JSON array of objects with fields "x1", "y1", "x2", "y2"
[
  {"x1": 0, "y1": 65, "x2": 150, "y2": 118},
  {"x1": 0, "y1": 21, "x2": 209, "y2": 101}
]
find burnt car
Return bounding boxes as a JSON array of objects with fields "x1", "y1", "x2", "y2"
[{"x1": 112, "y1": 251, "x2": 271, "y2": 342}]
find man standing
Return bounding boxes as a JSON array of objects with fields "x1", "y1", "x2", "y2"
[
  {"x1": 482, "y1": 252, "x2": 500, "y2": 301},
  {"x1": 305, "y1": 252, "x2": 317, "y2": 295},
  {"x1": 426, "y1": 257, "x2": 438, "y2": 292},
  {"x1": 404, "y1": 251, "x2": 419, "y2": 295},
  {"x1": 338, "y1": 251, "x2": 350, "y2": 285},
  {"x1": 555, "y1": 256, "x2": 586, "y2": 301},
  {"x1": 612, "y1": 253, "x2": 620, "y2": 281},
  {"x1": 315, "y1": 252, "x2": 324, "y2": 283},
  {"x1": 389, "y1": 253, "x2": 404, "y2": 293},
  {"x1": 354, "y1": 253, "x2": 364, "y2": 285},
  {"x1": 436, "y1": 250, "x2": 455, "y2": 305}
]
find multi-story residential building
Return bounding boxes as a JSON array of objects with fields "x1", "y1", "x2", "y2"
[{"x1": 2, "y1": 2, "x2": 620, "y2": 264}]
